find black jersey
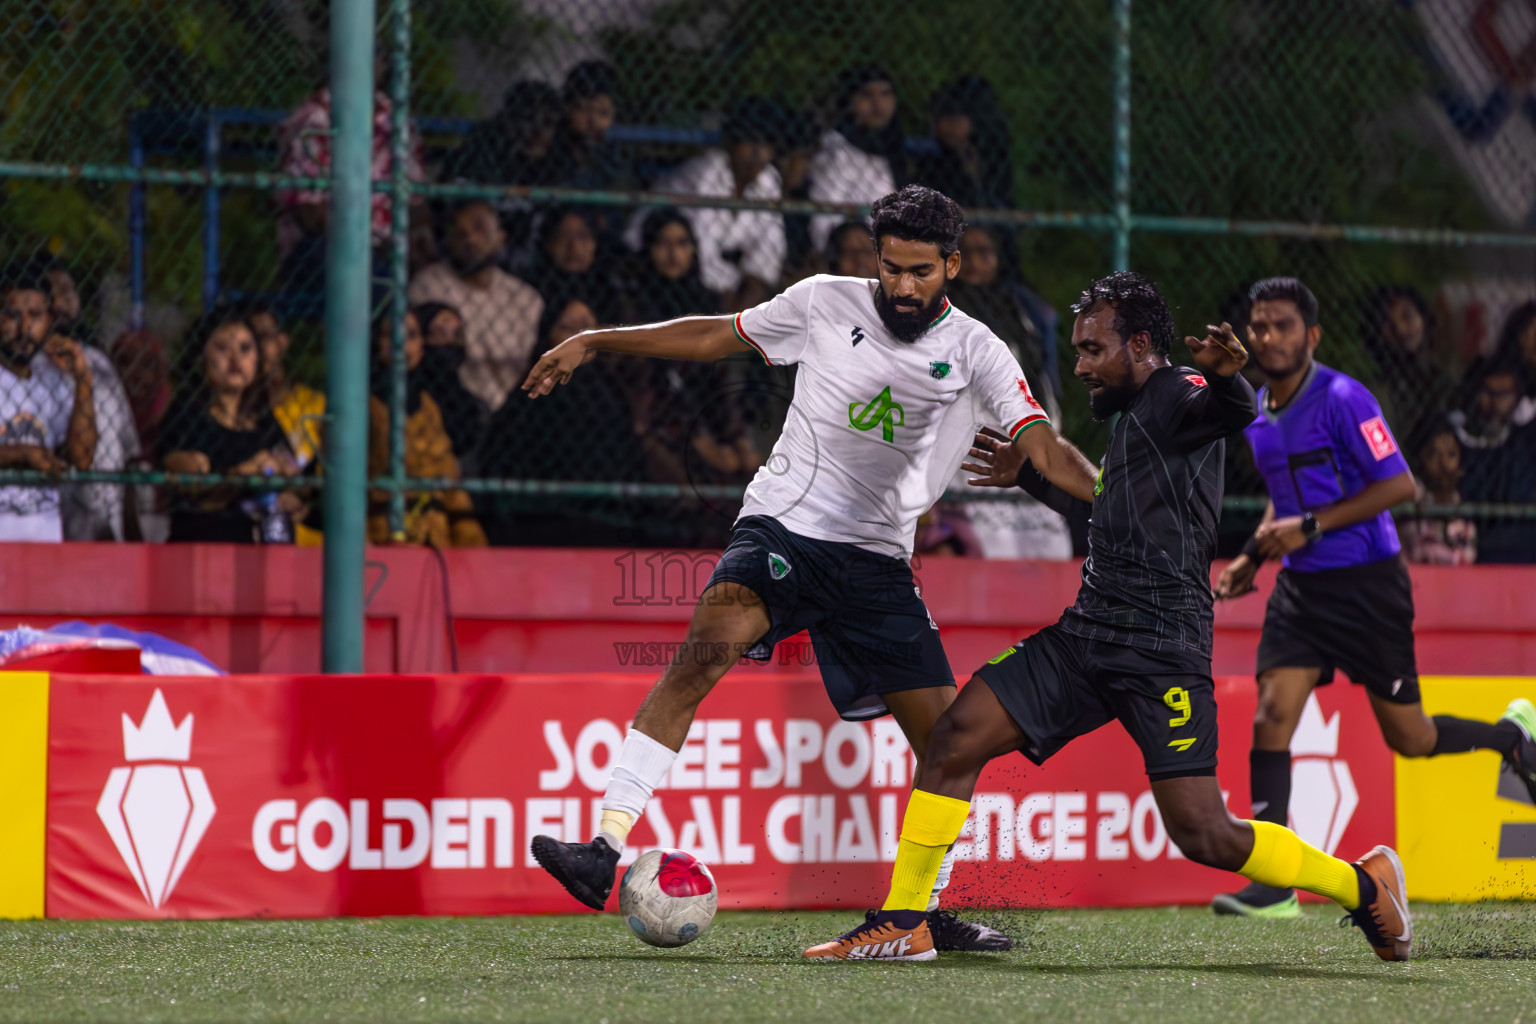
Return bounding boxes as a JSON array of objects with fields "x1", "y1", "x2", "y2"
[{"x1": 1022, "y1": 366, "x2": 1258, "y2": 657}]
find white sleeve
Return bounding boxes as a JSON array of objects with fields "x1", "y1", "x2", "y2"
[
  {"x1": 733, "y1": 276, "x2": 817, "y2": 366},
  {"x1": 972, "y1": 337, "x2": 1051, "y2": 440}
]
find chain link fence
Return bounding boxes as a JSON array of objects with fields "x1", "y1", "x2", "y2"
[{"x1": 1, "y1": 0, "x2": 1533, "y2": 557}]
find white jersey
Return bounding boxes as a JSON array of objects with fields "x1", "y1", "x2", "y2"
[{"x1": 734, "y1": 275, "x2": 1050, "y2": 559}]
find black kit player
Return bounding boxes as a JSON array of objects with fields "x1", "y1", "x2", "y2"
[
  {"x1": 806, "y1": 272, "x2": 1416, "y2": 964},
  {"x1": 519, "y1": 186, "x2": 1101, "y2": 951},
  {"x1": 1209, "y1": 277, "x2": 1536, "y2": 918}
]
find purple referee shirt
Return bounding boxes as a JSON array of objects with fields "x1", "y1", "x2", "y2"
[{"x1": 1244, "y1": 362, "x2": 1410, "y2": 573}]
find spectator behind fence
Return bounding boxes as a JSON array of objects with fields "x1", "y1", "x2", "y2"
[
  {"x1": 367, "y1": 310, "x2": 486, "y2": 548},
  {"x1": 244, "y1": 301, "x2": 323, "y2": 545},
  {"x1": 623, "y1": 207, "x2": 720, "y2": 324},
  {"x1": 825, "y1": 219, "x2": 879, "y2": 279},
  {"x1": 110, "y1": 328, "x2": 171, "y2": 456},
  {"x1": 776, "y1": 108, "x2": 822, "y2": 279},
  {"x1": 547, "y1": 61, "x2": 634, "y2": 240},
  {"x1": 17, "y1": 254, "x2": 140, "y2": 540},
  {"x1": 45, "y1": 258, "x2": 90, "y2": 346},
  {"x1": 913, "y1": 75, "x2": 1016, "y2": 212},
  {"x1": 1397, "y1": 415, "x2": 1476, "y2": 565},
  {"x1": 445, "y1": 80, "x2": 564, "y2": 188},
  {"x1": 809, "y1": 66, "x2": 906, "y2": 251},
  {"x1": 530, "y1": 205, "x2": 620, "y2": 324},
  {"x1": 620, "y1": 207, "x2": 757, "y2": 494},
  {"x1": 946, "y1": 224, "x2": 1059, "y2": 397},
  {"x1": 443, "y1": 80, "x2": 565, "y2": 275},
  {"x1": 1452, "y1": 359, "x2": 1536, "y2": 563},
  {"x1": 479, "y1": 298, "x2": 648, "y2": 546},
  {"x1": 275, "y1": 58, "x2": 427, "y2": 302},
  {"x1": 409, "y1": 199, "x2": 544, "y2": 413},
  {"x1": 632, "y1": 96, "x2": 787, "y2": 311},
  {"x1": 0, "y1": 266, "x2": 98, "y2": 542},
  {"x1": 160, "y1": 308, "x2": 298, "y2": 544},
  {"x1": 410, "y1": 302, "x2": 486, "y2": 466},
  {"x1": 1492, "y1": 300, "x2": 1536, "y2": 428},
  {"x1": 1361, "y1": 285, "x2": 1456, "y2": 432}
]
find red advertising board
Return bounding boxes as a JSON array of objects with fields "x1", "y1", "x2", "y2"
[{"x1": 45, "y1": 672, "x2": 1392, "y2": 919}]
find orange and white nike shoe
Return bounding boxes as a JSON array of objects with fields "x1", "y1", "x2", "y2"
[
  {"x1": 803, "y1": 909, "x2": 936, "y2": 961},
  {"x1": 1343, "y1": 845, "x2": 1413, "y2": 961}
]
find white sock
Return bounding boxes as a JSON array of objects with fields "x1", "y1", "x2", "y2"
[
  {"x1": 597, "y1": 729, "x2": 677, "y2": 852},
  {"x1": 926, "y1": 845, "x2": 957, "y2": 912}
]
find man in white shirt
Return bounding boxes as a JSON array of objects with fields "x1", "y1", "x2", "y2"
[
  {"x1": 409, "y1": 200, "x2": 543, "y2": 412},
  {"x1": 523, "y1": 186, "x2": 1098, "y2": 950},
  {"x1": 0, "y1": 266, "x2": 98, "y2": 542},
  {"x1": 632, "y1": 95, "x2": 787, "y2": 311}
]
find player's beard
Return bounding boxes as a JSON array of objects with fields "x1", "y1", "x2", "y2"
[
  {"x1": 1083, "y1": 347, "x2": 1138, "y2": 419},
  {"x1": 874, "y1": 284, "x2": 946, "y2": 343},
  {"x1": 1086, "y1": 378, "x2": 1138, "y2": 419},
  {"x1": 1254, "y1": 343, "x2": 1309, "y2": 381}
]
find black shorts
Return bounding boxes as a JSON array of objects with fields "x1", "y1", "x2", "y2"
[
  {"x1": 1256, "y1": 554, "x2": 1420, "y2": 704},
  {"x1": 704, "y1": 515, "x2": 955, "y2": 720},
  {"x1": 973, "y1": 622, "x2": 1219, "y2": 779}
]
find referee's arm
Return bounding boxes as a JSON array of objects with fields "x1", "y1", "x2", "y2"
[
  {"x1": 1253, "y1": 471, "x2": 1416, "y2": 560},
  {"x1": 521, "y1": 316, "x2": 745, "y2": 397}
]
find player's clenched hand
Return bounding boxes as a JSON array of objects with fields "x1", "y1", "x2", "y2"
[
  {"x1": 521, "y1": 333, "x2": 593, "y2": 398},
  {"x1": 962, "y1": 426, "x2": 1024, "y2": 487},
  {"x1": 1255, "y1": 515, "x2": 1308, "y2": 558},
  {"x1": 1183, "y1": 321, "x2": 1248, "y2": 378},
  {"x1": 1213, "y1": 554, "x2": 1259, "y2": 600}
]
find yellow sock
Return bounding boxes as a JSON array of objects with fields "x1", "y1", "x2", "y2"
[
  {"x1": 881, "y1": 790, "x2": 971, "y2": 912},
  {"x1": 1240, "y1": 820, "x2": 1361, "y2": 910},
  {"x1": 598, "y1": 809, "x2": 635, "y2": 847}
]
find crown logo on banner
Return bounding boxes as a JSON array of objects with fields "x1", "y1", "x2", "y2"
[
  {"x1": 122, "y1": 689, "x2": 193, "y2": 762},
  {"x1": 97, "y1": 689, "x2": 216, "y2": 909}
]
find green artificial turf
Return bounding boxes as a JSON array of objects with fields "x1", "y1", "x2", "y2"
[{"x1": 0, "y1": 904, "x2": 1531, "y2": 1023}]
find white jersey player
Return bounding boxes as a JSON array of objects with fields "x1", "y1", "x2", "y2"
[{"x1": 521, "y1": 186, "x2": 1098, "y2": 951}]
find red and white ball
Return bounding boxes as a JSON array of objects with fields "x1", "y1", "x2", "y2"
[{"x1": 617, "y1": 849, "x2": 718, "y2": 948}]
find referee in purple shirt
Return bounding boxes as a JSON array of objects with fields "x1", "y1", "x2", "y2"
[{"x1": 1209, "y1": 277, "x2": 1536, "y2": 918}]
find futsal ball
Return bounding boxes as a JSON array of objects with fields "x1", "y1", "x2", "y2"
[{"x1": 617, "y1": 849, "x2": 718, "y2": 948}]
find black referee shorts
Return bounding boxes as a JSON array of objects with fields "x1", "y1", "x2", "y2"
[
  {"x1": 703, "y1": 515, "x2": 955, "y2": 721},
  {"x1": 1256, "y1": 554, "x2": 1420, "y2": 704},
  {"x1": 973, "y1": 623, "x2": 1219, "y2": 779}
]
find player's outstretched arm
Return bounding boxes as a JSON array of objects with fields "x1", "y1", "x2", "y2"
[
  {"x1": 1015, "y1": 423, "x2": 1098, "y2": 503},
  {"x1": 521, "y1": 315, "x2": 744, "y2": 398},
  {"x1": 1172, "y1": 322, "x2": 1259, "y2": 441}
]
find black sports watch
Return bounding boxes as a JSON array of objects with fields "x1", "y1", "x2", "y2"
[{"x1": 1300, "y1": 512, "x2": 1323, "y2": 544}]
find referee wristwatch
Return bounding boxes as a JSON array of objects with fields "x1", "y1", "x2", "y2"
[{"x1": 1300, "y1": 512, "x2": 1323, "y2": 544}]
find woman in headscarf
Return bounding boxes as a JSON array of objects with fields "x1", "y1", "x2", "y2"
[
  {"x1": 527, "y1": 204, "x2": 620, "y2": 326},
  {"x1": 807, "y1": 67, "x2": 907, "y2": 251}
]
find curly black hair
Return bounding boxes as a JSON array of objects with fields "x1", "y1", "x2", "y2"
[
  {"x1": 869, "y1": 185, "x2": 965, "y2": 259},
  {"x1": 1071, "y1": 271, "x2": 1176, "y2": 358},
  {"x1": 1249, "y1": 276, "x2": 1318, "y2": 328}
]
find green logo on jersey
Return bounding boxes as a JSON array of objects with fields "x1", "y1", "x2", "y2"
[
  {"x1": 1093, "y1": 464, "x2": 1106, "y2": 497},
  {"x1": 768, "y1": 552, "x2": 791, "y2": 580},
  {"x1": 849, "y1": 386, "x2": 905, "y2": 443},
  {"x1": 929, "y1": 361, "x2": 951, "y2": 380},
  {"x1": 986, "y1": 645, "x2": 1019, "y2": 665}
]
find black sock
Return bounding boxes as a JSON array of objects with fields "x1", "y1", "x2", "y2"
[
  {"x1": 1249, "y1": 749, "x2": 1292, "y2": 826},
  {"x1": 1430, "y1": 715, "x2": 1520, "y2": 757},
  {"x1": 1353, "y1": 864, "x2": 1377, "y2": 913}
]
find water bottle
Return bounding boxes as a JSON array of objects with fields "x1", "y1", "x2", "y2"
[{"x1": 259, "y1": 467, "x2": 293, "y2": 544}]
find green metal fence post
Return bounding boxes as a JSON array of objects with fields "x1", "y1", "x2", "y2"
[
  {"x1": 387, "y1": 0, "x2": 411, "y2": 538},
  {"x1": 1112, "y1": 0, "x2": 1132, "y2": 272},
  {"x1": 321, "y1": 0, "x2": 377, "y2": 673}
]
